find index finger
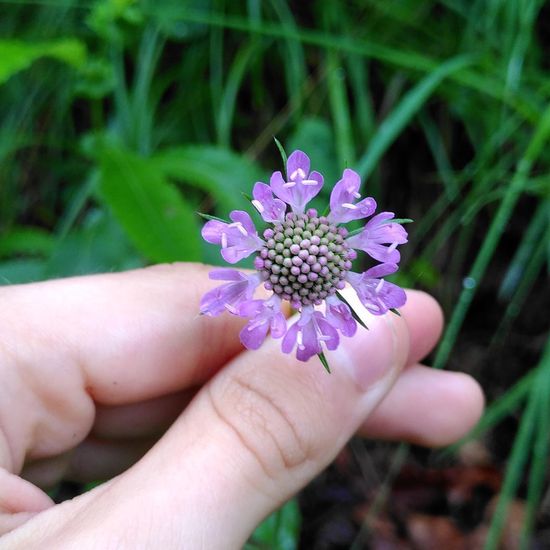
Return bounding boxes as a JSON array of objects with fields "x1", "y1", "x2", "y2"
[{"x1": 1, "y1": 263, "x2": 246, "y2": 406}]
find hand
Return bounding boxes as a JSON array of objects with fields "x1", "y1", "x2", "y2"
[{"x1": 0, "y1": 264, "x2": 483, "y2": 548}]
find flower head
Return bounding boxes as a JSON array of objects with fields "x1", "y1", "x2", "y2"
[{"x1": 200, "y1": 149, "x2": 409, "y2": 366}]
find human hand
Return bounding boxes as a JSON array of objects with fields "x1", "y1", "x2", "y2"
[{"x1": 0, "y1": 264, "x2": 483, "y2": 548}]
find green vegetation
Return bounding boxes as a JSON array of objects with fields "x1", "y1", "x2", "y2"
[{"x1": 1, "y1": 1, "x2": 549, "y2": 547}]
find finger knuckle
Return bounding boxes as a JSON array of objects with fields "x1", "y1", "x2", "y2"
[{"x1": 207, "y1": 372, "x2": 312, "y2": 481}]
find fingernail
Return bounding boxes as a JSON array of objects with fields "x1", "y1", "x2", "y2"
[{"x1": 337, "y1": 290, "x2": 402, "y2": 392}]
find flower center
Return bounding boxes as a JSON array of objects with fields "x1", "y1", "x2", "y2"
[{"x1": 256, "y1": 210, "x2": 353, "y2": 307}]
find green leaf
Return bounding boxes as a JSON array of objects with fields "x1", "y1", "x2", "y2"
[
  {"x1": 0, "y1": 39, "x2": 87, "y2": 85},
  {"x1": 196, "y1": 212, "x2": 229, "y2": 224},
  {"x1": 0, "y1": 227, "x2": 55, "y2": 258},
  {"x1": 0, "y1": 259, "x2": 45, "y2": 285},
  {"x1": 318, "y1": 352, "x2": 332, "y2": 373},
  {"x1": 150, "y1": 146, "x2": 265, "y2": 213},
  {"x1": 98, "y1": 145, "x2": 201, "y2": 263},
  {"x1": 383, "y1": 218, "x2": 414, "y2": 225},
  {"x1": 247, "y1": 499, "x2": 301, "y2": 550},
  {"x1": 273, "y1": 136, "x2": 288, "y2": 168},
  {"x1": 356, "y1": 55, "x2": 474, "y2": 181}
]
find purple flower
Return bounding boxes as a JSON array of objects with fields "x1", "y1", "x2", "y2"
[
  {"x1": 282, "y1": 307, "x2": 339, "y2": 362},
  {"x1": 251, "y1": 182, "x2": 286, "y2": 223},
  {"x1": 325, "y1": 295, "x2": 357, "y2": 337},
  {"x1": 346, "y1": 212, "x2": 408, "y2": 264},
  {"x1": 200, "y1": 149, "x2": 409, "y2": 365},
  {"x1": 328, "y1": 169, "x2": 377, "y2": 224},
  {"x1": 238, "y1": 296, "x2": 287, "y2": 350},
  {"x1": 200, "y1": 269, "x2": 261, "y2": 316},
  {"x1": 201, "y1": 210, "x2": 264, "y2": 264},
  {"x1": 269, "y1": 150, "x2": 324, "y2": 213},
  {"x1": 347, "y1": 264, "x2": 407, "y2": 315}
]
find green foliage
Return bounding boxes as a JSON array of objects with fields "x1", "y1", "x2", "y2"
[
  {"x1": 246, "y1": 498, "x2": 301, "y2": 550},
  {"x1": 0, "y1": 38, "x2": 86, "y2": 84},
  {"x1": 98, "y1": 144, "x2": 202, "y2": 262}
]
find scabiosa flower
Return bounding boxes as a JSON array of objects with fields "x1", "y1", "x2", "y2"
[{"x1": 200, "y1": 149, "x2": 409, "y2": 368}]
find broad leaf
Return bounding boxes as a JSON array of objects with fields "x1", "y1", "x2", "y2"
[
  {"x1": 98, "y1": 145, "x2": 201, "y2": 262},
  {"x1": 0, "y1": 39, "x2": 86, "y2": 85},
  {"x1": 151, "y1": 146, "x2": 265, "y2": 213}
]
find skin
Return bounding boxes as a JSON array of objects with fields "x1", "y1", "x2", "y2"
[{"x1": 0, "y1": 263, "x2": 484, "y2": 548}]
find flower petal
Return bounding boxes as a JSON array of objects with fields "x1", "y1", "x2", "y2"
[
  {"x1": 281, "y1": 307, "x2": 340, "y2": 362},
  {"x1": 238, "y1": 295, "x2": 287, "y2": 350},
  {"x1": 208, "y1": 268, "x2": 247, "y2": 281},
  {"x1": 281, "y1": 321, "x2": 299, "y2": 354},
  {"x1": 229, "y1": 210, "x2": 257, "y2": 235},
  {"x1": 202, "y1": 209, "x2": 263, "y2": 264},
  {"x1": 269, "y1": 152, "x2": 324, "y2": 213},
  {"x1": 286, "y1": 150, "x2": 310, "y2": 180},
  {"x1": 252, "y1": 182, "x2": 286, "y2": 223},
  {"x1": 200, "y1": 271, "x2": 260, "y2": 316},
  {"x1": 346, "y1": 212, "x2": 408, "y2": 263},
  {"x1": 328, "y1": 168, "x2": 377, "y2": 224},
  {"x1": 325, "y1": 295, "x2": 357, "y2": 337},
  {"x1": 239, "y1": 321, "x2": 270, "y2": 350},
  {"x1": 270, "y1": 312, "x2": 288, "y2": 338},
  {"x1": 347, "y1": 268, "x2": 406, "y2": 315}
]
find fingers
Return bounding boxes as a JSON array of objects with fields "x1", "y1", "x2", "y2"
[
  {"x1": 0, "y1": 469, "x2": 53, "y2": 536},
  {"x1": 1, "y1": 263, "x2": 248, "y2": 407},
  {"x1": 91, "y1": 390, "x2": 195, "y2": 440},
  {"x1": 359, "y1": 365, "x2": 485, "y2": 446},
  {"x1": 84, "y1": 290, "x2": 441, "y2": 442},
  {"x1": 5, "y1": 288, "x2": 415, "y2": 548},
  {"x1": 401, "y1": 290, "x2": 444, "y2": 366},
  {"x1": 0, "y1": 264, "x2": 250, "y2": 476}
]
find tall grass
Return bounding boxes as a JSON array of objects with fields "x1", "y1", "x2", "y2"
[{"x1": 1, "y1": 1, "x2": 549, "y2": 546}]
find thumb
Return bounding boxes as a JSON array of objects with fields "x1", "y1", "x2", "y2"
[{"x1": 4, "y1": 291, "x2": 410, "y2": 549}]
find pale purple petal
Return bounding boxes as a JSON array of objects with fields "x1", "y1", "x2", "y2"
[
  {"x1": 347, "y1": 267, "x2": 406, "y2": 315},
  {"x1": 316, "y1": 317, "x2": 340, "y2": 350},
  {"x1": 270, "y1": 312, "x2": 287, "y2": 338},
  {"x1": 200, "y1": 271, "x2": 260, "y2": 317},
  {"x1": 201, "y1": 209, "x2": 264, "y2": 264},
  {"x1": 252, "y1": 182, "x2": 286, "y2": 223},
  {"x1": 229, "y1": 210, "x2": 257, "y2": 235},
  {"x1": 328, "y1": 168, "x2": 377, "y2": 224},
  {"x1": 281, "y1": 307, "x2": 340, "y2": 362},
  {"x1": 208, "y1": 268, "x2": 246, "y2": 281},
  {"x1": 238, "y1": 295, "x2": 287, "y2": 350},
  {"x1": 286, "y1": 150, "x2": 310, "y2": 180},
  {"x1": 325, "y1": 295, "x2": 357, "y2": 337},
  {"x1": 281, "y1": 321, "x2": 299, "y2": 354},
  {"x1": 269, "y1": 150, "x2": 324, "y2": 214},
  {"x1": 364, "y1": 262, "x2": 398, "y2": 278},
  {"x1": 239, "y1": 321, "x2": 270, "y2": 350},
  {"x1": 346, "y1": 212, "x2": 408, "y2": 263},
  {"x1": 201, "y1": 220, "x2": 227, "y2": 244},
  {"x1": 299, "y1": 317, "x2": 322, "y2": 361}
]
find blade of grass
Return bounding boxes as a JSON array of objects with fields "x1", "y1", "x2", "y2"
[
  {"x1": 355, "y1": 54, "x2": 474, "y2": 181},
  {"x1": 441, "y1": 368, "x2": 536, "y2": 457},
  {"x1": 498, "y1": 200, "x2": 548, "y2": 300},
  {"x1": 484, "y1": 376, "x2": 538, "y2": 550},
  {"x1": 326, "y1": 52, "x2": 355, "y2": 167},
  {"x1": 168, "y1": 9, "x2": 540, "y2": 122},
  {"x1": 485, "y1": 338, "x2": 550, "y2": 550},
  {"x1": 433, "y1": 102, "x2": 550, "y2": 371},
  {"x1": 267, "y1": 0, "x2": 306, "y2": 118},
  {"x1": 520, "y1": 337, "x2": 550, "y2": 548},
  {"x1": 218, "y1": 40, "x2": 263, "y2": 147}
]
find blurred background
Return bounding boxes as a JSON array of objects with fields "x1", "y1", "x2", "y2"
[{"x1": 1, "y1": 1, "x2": 550, "y2": 548}]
